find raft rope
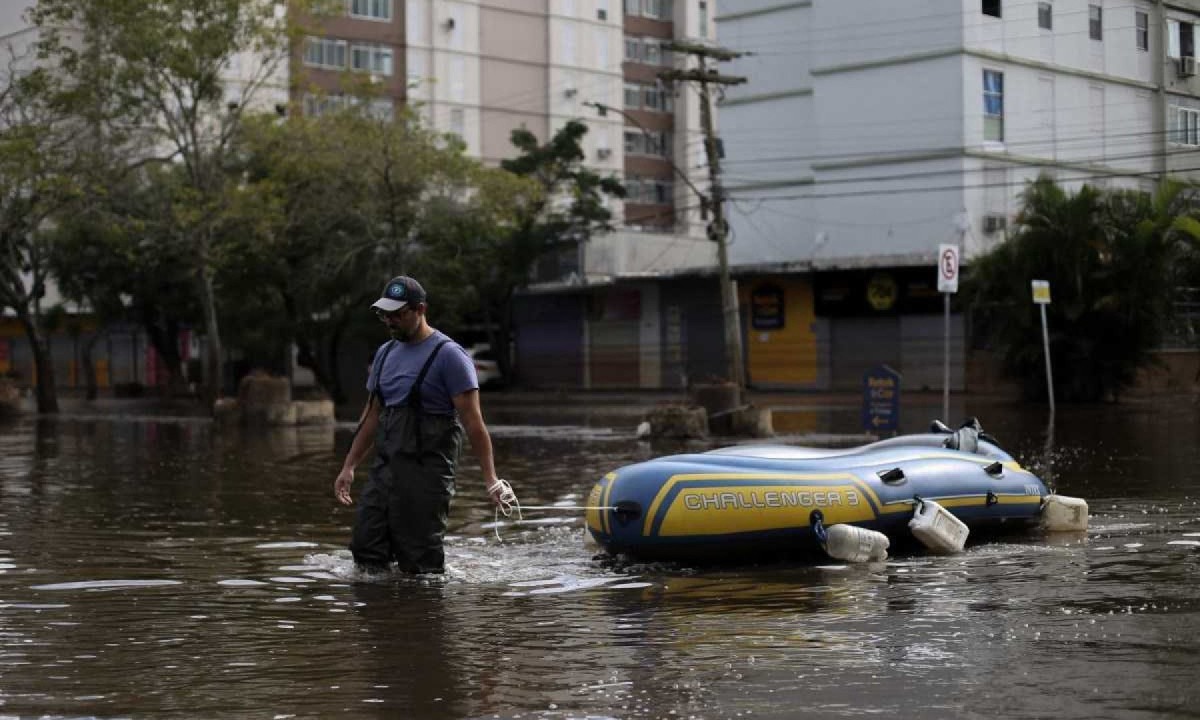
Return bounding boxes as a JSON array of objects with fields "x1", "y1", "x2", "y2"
[{"x1": 486, "y1": 478, "x2": 617, "y2": 541}]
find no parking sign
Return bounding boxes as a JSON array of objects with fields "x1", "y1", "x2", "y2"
[{"x1": 938, "y1": 244, "x2": 959, "y2": 293}]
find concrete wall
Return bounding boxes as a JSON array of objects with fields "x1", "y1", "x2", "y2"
[{"x1": 720, "y1": 0, "x2": 1181, "y2": 269}]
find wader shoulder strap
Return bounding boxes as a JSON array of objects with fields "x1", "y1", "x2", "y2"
[
  {"x1": 370, "y1": 340, "x2": 397, "y2": 407},
  {"x1": 405, "y1": 338, "x2": 451, "y2": 458},
  {"x1": 406, "y1": 338, "x2": 451, "y2": 413}
]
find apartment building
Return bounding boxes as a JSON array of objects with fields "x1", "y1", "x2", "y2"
[{"x1": 717, "y1": 0, "x2": 1192, "y2": 391}]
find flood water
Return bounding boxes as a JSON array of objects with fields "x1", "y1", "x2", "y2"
[{"x1": 1, "y1": 394, "x2": 1198, "y2": 719}]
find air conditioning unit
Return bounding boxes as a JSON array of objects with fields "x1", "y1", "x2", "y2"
[
  {"x1": 597, "y1": 148, "x2": 612, "y2": 159},
  {"x1": 1180, "y1": 55, "x2": 1197, "y2": 77},
  {"x1": 564, "y1": 87, "x2": 577, "y2": 98},
  {"x1": 983, "y1": 214, "x2": 1008, "y2": 234},
  {"x1": 597, "y1": 8, "x2": 607, "y2": 20}
]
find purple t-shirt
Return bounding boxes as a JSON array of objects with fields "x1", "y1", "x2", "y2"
[{"x1": 365, "y1": 331, "x2": 478, "y2": 415}]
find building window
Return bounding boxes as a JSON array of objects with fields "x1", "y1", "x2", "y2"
[
  {"x1": 1169, "y1": 20, "x2": 1194, "y2": 58},
  {"x1": 1037, "y1": 2, "x2": 1052, "y2": 30},
  {"x1": 625, "y1": 36, "x2": 640, "y2": 61},
  {"x1": 625, "y1": 130, "x2": 643, "y2": 154},
  {"x1": 449, "y1": 108, "x2": 464, "y2": 137},
  {"x1": 641, "y1": 0, "x2": 672, "y2": 20},
  {"x1": 642, "y1": 84, "x2": 674, "y2": 112},
  {"x1": 1136, "y1": 11, "x2": 1149, "y2": 51},
  {"x1": 304, "y1": 37, "x2": 347, "y2": 69},
  {"x1": 626, "y1": 175, "x2": 673, "y2": 204},
  {"x1": 367, "y1": 98, "x2": 394, "y2": 121},
  {"x1": 303, "y1": 93, "x2": 340, "y2": 116},
  {"x1": 653, "y1": 179, "x2": 673, "y2": 204},
  {"x1": 624, "y1": 82, "x2": 641, "y2": 108},
  {"x1": 625, "y1": 176, "x2": 641, "y2": 202},
  {"x1": 648, "y1": 130, "x2": 671, "y2": 156},
  {"x1": 624, "y1": 0, "x2": 638, "y2": 15},
  {"x1": 625, "y1": 130, "x2": 671, "y2": 157},
  {"x1": 350, "y1": 0, "x2": 391, "y2": 21},
  {"x1": 983, "y1": 0, "x2": 1001, "y2": 18},
  {"x1": 305, "y1": 93, "x2": 388, "y2": 118},
  {"x1": 624, "y1": 37, "x2": 672, "y2": 66},
  {"x1": 350, "y1": 43, "x2": 393, "y2": 76},
  {"x1": 1170, "y1": 106, "x2": 1200, "y2": 145},
  {"x1": 699, "y1": 1, "x2": 708, "y2": 36},
  {"x1": 644, "y1": 40, "x2": 661, "y2": 65},
  {"x1": 1089, "y1": 5, "x2": 1102, "y2": 41},
  {"x1": 983, "y1": 69, "x2": 1004, "y2": 142}
]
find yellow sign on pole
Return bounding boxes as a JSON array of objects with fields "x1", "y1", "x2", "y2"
[{"x1": 1031, "y1": 279, "x2": 1051, "y2": 305}]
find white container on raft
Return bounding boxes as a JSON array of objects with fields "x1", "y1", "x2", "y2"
[
  {"x1": 823, "y1": 524, "x2": 890, "y2": 562},
  {"x1": 1041, "y1": 494, "x2": 1089, "y2": 532},
  {"x1": 909, "y1": 499, "x2": 969, "y2": 554}
]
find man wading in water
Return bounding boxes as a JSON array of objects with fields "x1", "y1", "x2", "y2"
[{"x1": 333, "y1": 275, "x2": 506, "y2": 573}]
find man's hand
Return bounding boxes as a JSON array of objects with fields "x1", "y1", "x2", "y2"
[
  {"x1": 487, "y1": 477, "x2": 518, "y2": 512},
  {"x1": 334, "y1": 468, "x2": 355, "y2": 506},
  {"x1": 486, "y1": 477, "x2": 504, "y2": 507}
]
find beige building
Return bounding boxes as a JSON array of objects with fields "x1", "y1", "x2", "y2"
[{"x1": 295, "y1": 0, "x2": 719, "y2": 281}]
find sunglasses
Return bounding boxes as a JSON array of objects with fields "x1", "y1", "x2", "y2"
[{"x1": 374, "y1": 306, "x2": 412, "y2": 321}]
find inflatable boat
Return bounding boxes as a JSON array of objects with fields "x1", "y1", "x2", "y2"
[{"x1": 585, "y1": 421, "x2": 1077, "y2": 562}]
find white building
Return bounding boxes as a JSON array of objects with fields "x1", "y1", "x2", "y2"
[
  {"x1": 399, "y1": 0, "x2": 716, "y2": 282},
  {"x1": 713, "y1": 0, "x2": 1194, "y2": 390}
]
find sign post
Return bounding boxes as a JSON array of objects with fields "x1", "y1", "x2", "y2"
[
  {"x1": 1031, "y1": 279, "x2": 1055, "y2": 416},
  {"x1": 937, "y1": 244, "x2": 960, "y2": 422},
  {"x1": 862, "y1": 364, "x2": 901, "y2": 435}
]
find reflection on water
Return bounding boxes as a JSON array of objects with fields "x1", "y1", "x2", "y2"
[{"x1": 0, "y1": 399, "x2": 1198, "y2": 719}]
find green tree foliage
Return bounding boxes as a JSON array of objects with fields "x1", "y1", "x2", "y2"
[
  {"x1": 0, "y1": 59, "x2": 81, "y2": 413},
  {"x1": 50, "y1": 165, "x2": 202, "y2": 395},
  {"x1": 466, "y1": 120, "x2": 626, "y2": 379},
  {"x1": 966, "y1": 176, "x2": 1200, "y2": 402},
  {"x1": 225, "y1": 106, "x2": 536, "y2": 401},
  {"x1": 30, "y1": 0, "x2": 305, "y2": 404}
]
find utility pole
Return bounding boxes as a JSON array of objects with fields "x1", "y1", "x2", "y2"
[{"x1": 661, "y1": 42, "x2": 747, "y2": 393}]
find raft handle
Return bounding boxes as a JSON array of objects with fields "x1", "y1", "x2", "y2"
[
  {"x1": 809, "y1": 509, "x2": 827, "y2": 545},
  {"x1": 984, "y1": 461, "x2": 1004, "y2": 477},
  {"x1": 986, "y1": 490, "x2": 998, "y2": 507},
  {"x1": 612, "y1": 501, "x2": 642, "y2": 526},
  {"x1": 878, "y1": 467, "x2": 906, "y2": 484}
]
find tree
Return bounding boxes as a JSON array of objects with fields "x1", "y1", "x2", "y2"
[
  {"x1": 30, "y1": 0, "x2": 304, "y2": 406},
  {"x1": 476, "y1": 120, "x2": 625, "y2": 380},
  {"x1": 0, "y1": 60, "x2": 80, "y2": 413},
  {"x1": 50, "y1": 165, "x2": 203, "y2": 397},
  {"x1": 227, "y1": 105, "x2": 536, "y2": 401},
  {"x1": 966, "y1": 176, "x2": 1200, "y2": 402}
]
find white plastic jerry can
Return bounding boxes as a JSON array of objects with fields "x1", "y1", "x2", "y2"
[
  {"x1": 908, "y1": 499, "x2": 969, "y2": 554},
  {"x1": 823, "y1": 523, "x2": 890, "y2": 563},
  {"x1": 1041, "y1": 494, "x2": 1089, "y2": 532}
]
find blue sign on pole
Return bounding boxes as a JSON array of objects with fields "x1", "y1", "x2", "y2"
[{"x1": 862, "y1": 364, "x2": 901, "y2": 434}]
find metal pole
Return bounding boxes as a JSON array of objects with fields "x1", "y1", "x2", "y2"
[
  {"x1": 1040, "y1": 303, "x2": 1055, "y2": 417},
  {"x1": 942, "y1": 292, "x2": 950, "y2": 422}
]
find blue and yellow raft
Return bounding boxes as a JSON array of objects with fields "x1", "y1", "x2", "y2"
[{"x1": 586, "y1": 425, "x2": 1049, "y2": 561}]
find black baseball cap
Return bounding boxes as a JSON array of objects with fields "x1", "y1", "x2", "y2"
[{"x1": 370, "y1": 276, "x2": 427, "y2": 313}]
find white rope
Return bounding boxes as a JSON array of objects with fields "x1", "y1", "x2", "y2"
[
  {"x1": 517, "y1": 505, "x2": 619, "y2": 511},
  {"x1": 486, "y1": 478, "x2": 617, "y2": 541},
  {"x1": 488, "y1": 478, "x2": 521, "y2": 541}
]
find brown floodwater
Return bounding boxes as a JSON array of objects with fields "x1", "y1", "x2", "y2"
[{"x1": 0, "y1": 394, "x2": 1198, "y2": 719}]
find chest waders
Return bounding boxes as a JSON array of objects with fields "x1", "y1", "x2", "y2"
[{"x1": 350, "y1": 338, "x2": 465, "y2": 574}]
